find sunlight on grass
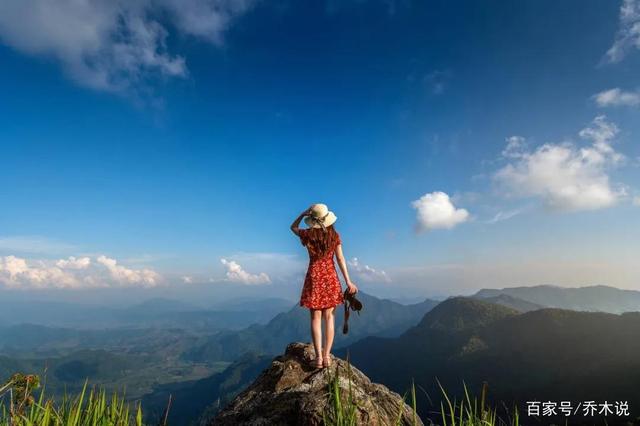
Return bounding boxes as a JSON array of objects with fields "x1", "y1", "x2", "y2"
[{"x1": 0, "y1": 373, "x2": 145, "y2": 426}]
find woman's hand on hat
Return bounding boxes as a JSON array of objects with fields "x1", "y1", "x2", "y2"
[{"x1": 303, "y1": 205, "x2": 314, "y2": 216}]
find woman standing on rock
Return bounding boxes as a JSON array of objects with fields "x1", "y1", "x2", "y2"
[{"x1": 290, "y1": 203, "x2": 358, "y2": 369}]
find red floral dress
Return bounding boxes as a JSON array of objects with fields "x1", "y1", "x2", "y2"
[{"x1": 298, "y1": 229, "x2": 344, "y2": 309}]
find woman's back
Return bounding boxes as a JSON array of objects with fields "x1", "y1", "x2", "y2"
[{"x1": 298, "y1": 226, "x2": 341, "y2": 260}]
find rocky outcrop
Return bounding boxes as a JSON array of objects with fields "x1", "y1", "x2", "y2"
[{"x1": 211, "y1": 342, "x2": 423, "y2": 426}]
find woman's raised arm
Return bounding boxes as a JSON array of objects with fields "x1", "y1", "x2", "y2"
[{"x1": 290, "y1": 206, "x2": 312, "y2": 236}]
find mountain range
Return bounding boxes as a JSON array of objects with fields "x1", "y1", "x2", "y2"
[
  {"x1": 141, "y1": 353, "x2": 273, "y2": 425},
  {"x1": 339, "y1": 296, "x2": 640, "y2": 424},
  {"x1": 473, "y1": 285, "x2": 640, "y2": 314},
  {"x1": 4, "y1": 284, "x2": 640, "y2": 424},
  {"x1": 182, "y1": 292, "x2": 440, "y2": 363},
  {"x1": 0, "y1": 297, "x2": 290, "y2": 331}
]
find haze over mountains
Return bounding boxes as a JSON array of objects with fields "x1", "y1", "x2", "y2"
[
  {"x1": 0, "y1": 297, "x2": 292, "y2": 331},
  {"x1": 472, "y1": 285, "x2": 640, "y2": 314},
  {"x1": 2, "y1": 284, "x2": 640, "y2": 424},
  {"x1": 0, "y1": 290, "x2": 439, "y2": 423},
  {"x1": 183, "y1": 292, "x2": 440, "y2": 363}
]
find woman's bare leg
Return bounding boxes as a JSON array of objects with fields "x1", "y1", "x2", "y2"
[
  {"x1": 310, "y1": 309, "x2": 323, "y2": 362},
  {"x1": 322, "y1": 307, "x2": 335, "y2": 364}
]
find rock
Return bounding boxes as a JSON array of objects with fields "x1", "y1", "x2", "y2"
[{"x1": 211, "y1": 342, "x2": 423, "y2": 426}]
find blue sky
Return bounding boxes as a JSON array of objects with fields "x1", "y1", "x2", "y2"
[{"x1": 0, "y1": 0, "x2": 639, "y2": 303}]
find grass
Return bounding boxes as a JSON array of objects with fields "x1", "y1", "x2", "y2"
[
  {"x1": 3, "y1": 369, "x2": 520, "y2": 426},
  {"x1": 322, "y1": 359, "x2": 519, "y2": 426},
  {"x1": 0, "y1": 373, "x2": 146, "y2": 426},
  {"x1": 322, "y1": 358, "x2": 420, "y2": 426},
  {"x1": 438, "y1": 380, "x2": 519, "y2": 426}
]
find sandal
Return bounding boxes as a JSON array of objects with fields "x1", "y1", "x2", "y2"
[
  {"x1": 322, "y1": 355, "x2": 332, "y2": 368},
  {"x1": 309, "y1": 356, "x2": 323, "y2": 369}
]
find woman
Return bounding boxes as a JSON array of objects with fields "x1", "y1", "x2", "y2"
[{"x1": 290, "y1": 203, "x2": 358, "y2": 369}]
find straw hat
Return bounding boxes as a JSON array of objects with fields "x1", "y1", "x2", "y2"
[{"x1": 304, "y1": 203, "x2": 337, "y2": 229}]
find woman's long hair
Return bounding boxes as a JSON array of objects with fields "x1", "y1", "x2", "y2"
[{"x1": 304, "y1": 225, "x2": 339, "y2": 257}]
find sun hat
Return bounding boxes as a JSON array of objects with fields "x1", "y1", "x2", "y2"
[{"x1": 304, "y1": 203, "x2": 337, "y2": 229}]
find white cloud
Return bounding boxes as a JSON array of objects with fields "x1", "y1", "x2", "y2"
[
  {"x1": 96, "y1": 255, "x2": 161, "y2": 286},
  {"x1": 411, "y1": 191, "x2": 470, "y2": 232},
  {"x1": 0, "y1": 255, "x2": 162, "y2": 289},
  {"x1": 0, "y1": 0, "x2": 253, "y2": 93},
  {"x1": 604, "y1": 0, "x2": 640, "y2": 63},
  {"x1": 56, "y1": 256, "x2": 91, "y2": 269},
  {"x1": 593, "y1": 88, "x2": 640, "y2": 107},
  {"x1": 182, "y1": 276, "x2": 193, "y2": 284},
  {"x1": 220, "y1": 258, "x2": 271, "y2": 285},
  {"x1": 220, "y1": 252, "x2": 306, "y2": 283},
  {"x1": 348, "y1": 258, "x2": 391, "y2": 283},
  {"x1": 494, "y1": 116, "x2": 626, "y2": 211}
]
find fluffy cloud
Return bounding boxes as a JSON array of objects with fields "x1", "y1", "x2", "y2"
[
  {"x1": 604, "y1": 0, "x2": 640, "y2": 63},
  {"x1": 96, "y1": 255, "x2": 160, "y2": 286},
  {"x1": 0, "y1": 255, "x2": 162, "y2": 289},
  {"x1": 593, "y1": 88, "x2": 640, "y2": 107},
  {"x1": 56, "y1": 256, "x2": 91, "y2": 269},
  {"x1": 411, "y1": 191, "x2": 470, "y2": 232},
  {"x1": 494, "y1": 116, "x2": 626, "y2": 211},
  {"x1": 348, "y1": 258, "x2": 391, "y2": 283},
  {"x1": 0, "y1": 0, "x2": 253, "y2": 92},
  {"x1": 220, "y1": 258, "x2": 271, "y2": 285}
]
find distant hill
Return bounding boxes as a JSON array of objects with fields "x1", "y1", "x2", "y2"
[
  {"x1": 0, "y1": 324, "x2": 202, "y2": 358},
  {"x1": 211, "y1": 297, "x2": 294, "y2": 312},
  {"x1": 471, "y1": 294, "x2": 545, "y2": 312},
  {"x1": 416, "y1": 296, "x2": 520, "y2": 331},
  {"x1": 474, "y1": 285, "x2": 640, "y2": 313},
  {"x1": 182, "y1": 292, "x2": 439, "y2": 363},
  {"x1": 124, "y1": 298, "x2": 201, "y2": 313},
  {"x1": 339, "y1": 297, "x2": 640, "y2": 424},
  {"x1": 142, "y1": 352, "x2": 273, "y2": 425},
  {"x1": 0, "y1": 298, "x2": 287, "y2": 331},
  {"x1": 0, "y1": 349, "x2": 150, "y2": 396}
]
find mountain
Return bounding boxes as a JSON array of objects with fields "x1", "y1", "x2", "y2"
[
  {"x1": 182, "y1": 292, "x2": 440, "y2": 363},
  {"x1": 0, "y1": 324, "x2": 201, "y2": 358},
  {"x1": 211, "y1": 297, "x2": 294, "y2": 312},
  {"x1": 471, "y1": 293, "x2": 545, "y2": 312},
  {"x1": 124, "y1": 298, "x2": 201, "y2": 313},
  {"x1": 0, "y1": 298, "x2": 287, "y2": 331},
  {"x1": 142, "y1": 352, "x2": 273, "y2": 425},
  {"x1": 473, "y1": 285, "x2": 640, "y2": 313},
  {"x1": 211, "y1": 342, "x2": 423, "y2": 426},
  {"x1": 415, "y1": 296, "x2": 519, "y2": 331},
  {"x1": 339, "y1": 297, "x2": 640, "y2": 425},
  {"x1": 0, "y1": 349, "x2": 150, "y2": 396}
]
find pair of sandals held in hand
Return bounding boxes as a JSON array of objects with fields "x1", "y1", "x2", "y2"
[{"x1": 342, "y1": 288, "x2": 363, "y2": 334}]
